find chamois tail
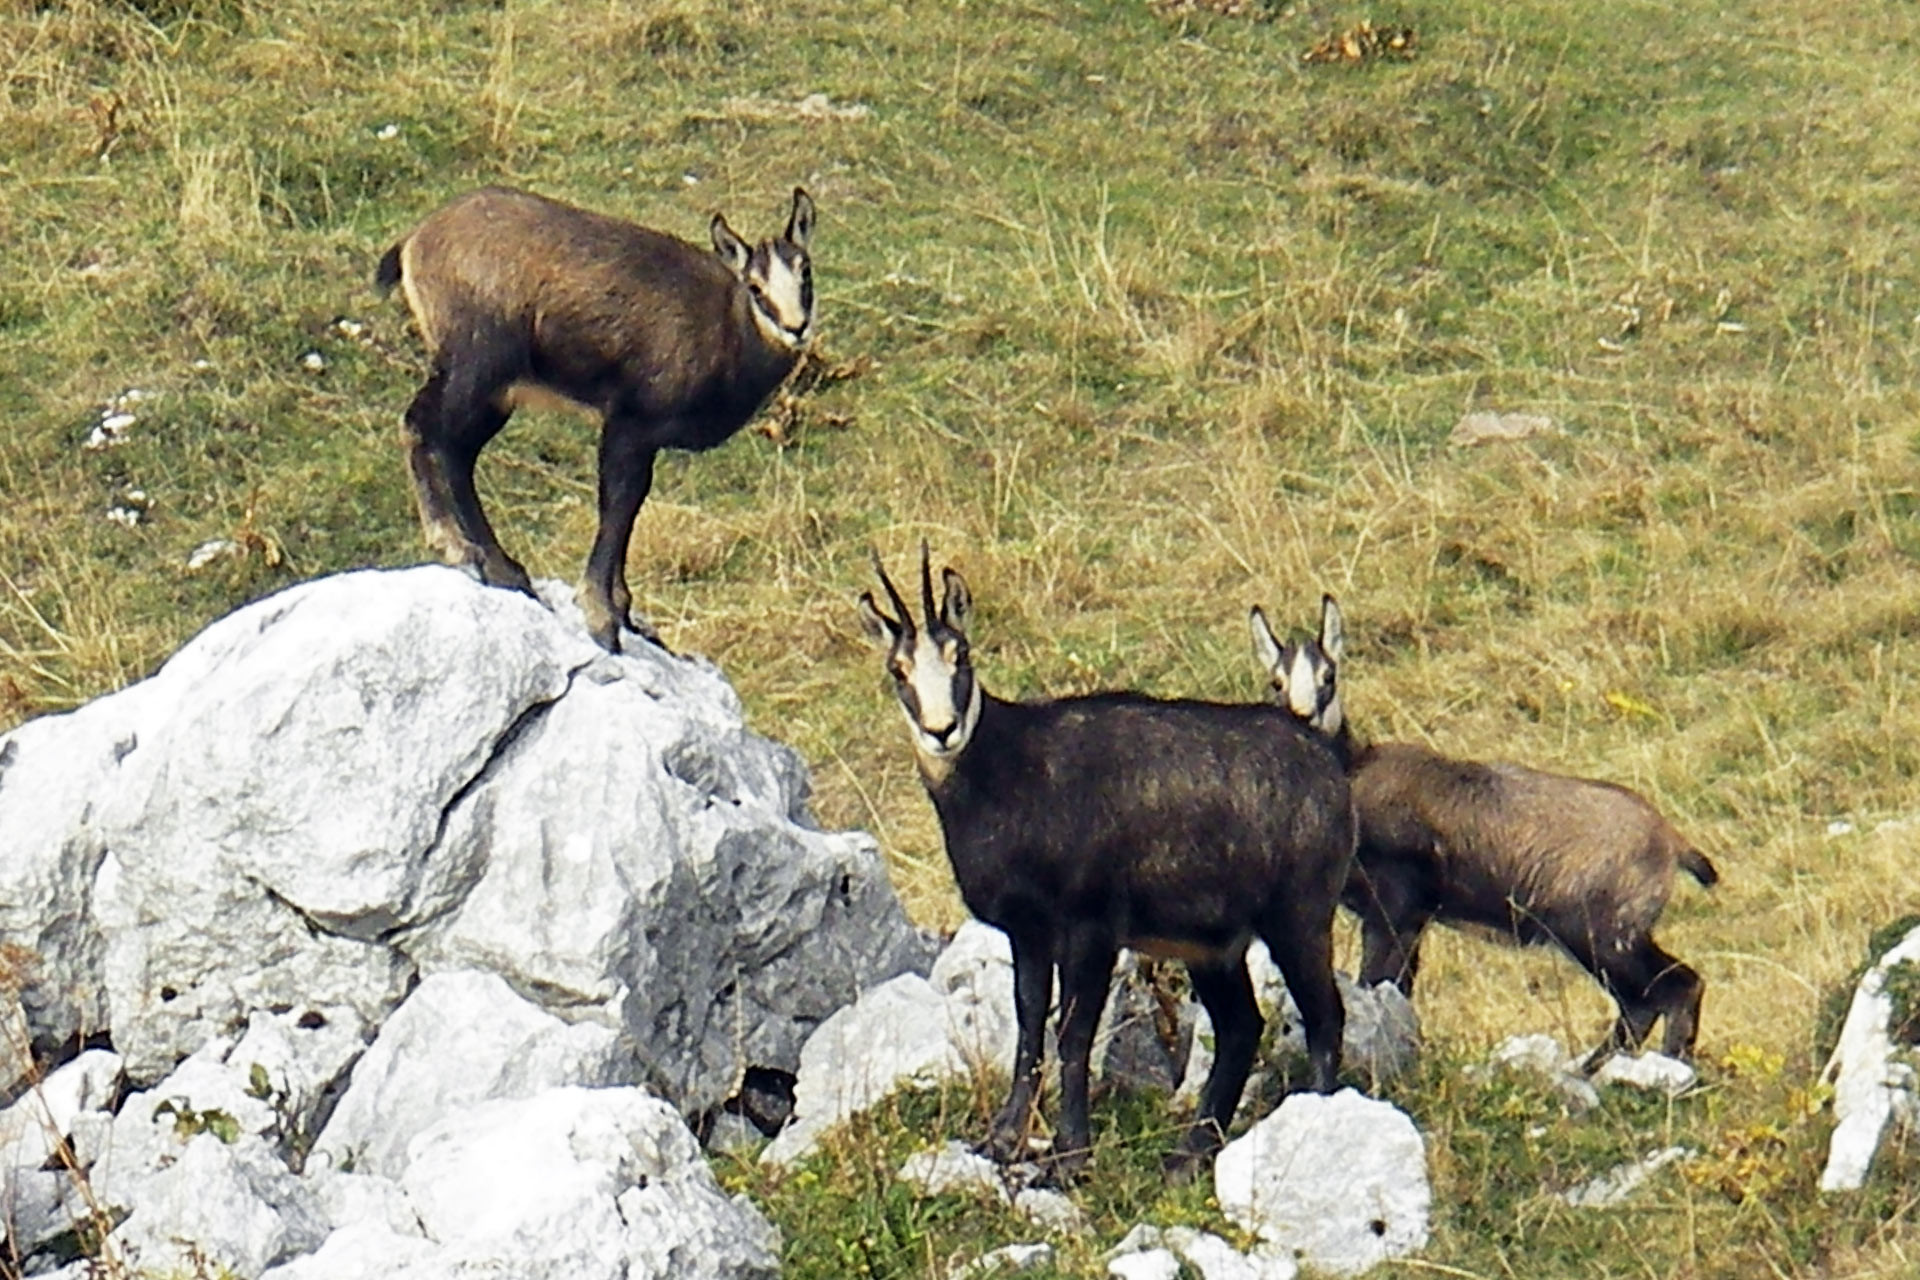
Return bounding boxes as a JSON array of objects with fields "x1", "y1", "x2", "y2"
[
  {"x1": 374, "y1": 243, "x2": 404, "y2": 294},
  {"x1": 1679, "y1": 845, "x2": 1719, "y2": 888}
]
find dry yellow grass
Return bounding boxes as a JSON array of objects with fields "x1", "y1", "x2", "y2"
[{"x1": 2, "y1": 0, "x2": 1918, "y2": 1272}]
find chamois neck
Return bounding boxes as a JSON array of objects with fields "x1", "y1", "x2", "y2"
[{"x1": 1323, "y1": 720, "x2": 1371, "y2": 772}]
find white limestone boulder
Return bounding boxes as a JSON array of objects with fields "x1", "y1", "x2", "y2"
[
  {"x1": 762, "y1": 971, "x2": 961, "y2": 1166},
  {"x1": 767, "y1": 923, "x2": 1195, "y2": 1166},
  {"x1": 1820, "y1": 921, "x2": 1920, "y2": 1192},
  {"x1": 1215, "y1": 1088, "x2": 1429, "y2": 1276},
  {"x1": 399, "y1": 1086, "x2": 778, "y2": 1280},
  {"x1": 107, "y1": 1131, "x2": 329, "y2": 1278},
  {"x1": 0, "y1": 566, "x2": 924, "y2": 1114},
  {"x1": 0, "y1": 1049, "x2": 122, "y2": 1173},
  {"x1": 311, "y1": 969, "x2": 630, "y2": 1178}
]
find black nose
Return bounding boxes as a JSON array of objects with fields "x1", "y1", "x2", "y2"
[{"x1": 927, "y1": 722, "x2": 957, "y2": 746}]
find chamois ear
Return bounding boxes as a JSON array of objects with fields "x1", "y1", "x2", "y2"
[
  {"x1": 1249, "y1": 605, "x2": 1284, "y2": 676},
  {"x1": 857, "y1": 592, "x2": 901, "y2": 647},
  {"x1": 784, "y1": 188, "x2": 815, "y2": 250},
  {"x1": 711, "y1": 213, "x2": 751, "y2": 275},
  {"x1": 941, "y1": 567, "x2": 972, "y2": 634},
  {"x1": 1319, "y1": 594, "x2": 1345, "y2": 664}
]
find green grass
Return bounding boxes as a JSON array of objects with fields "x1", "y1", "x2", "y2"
[{"x1": 4, "y1": 0, "x2": 1920, "y2": 1275}]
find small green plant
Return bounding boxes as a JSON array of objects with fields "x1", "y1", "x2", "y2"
[{"x1": 152, "y1": 1099, "x2": 243, "y2": 1145}]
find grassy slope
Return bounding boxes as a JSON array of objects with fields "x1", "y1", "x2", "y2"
[{"x1": 2, "y1": 0, "x2": 1918, "y2": 1275}]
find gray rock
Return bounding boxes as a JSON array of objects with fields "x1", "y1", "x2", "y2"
[
  {"x1": 960, "y1": 1242, "x2": 1056, "y2": 1274},
  {"x1": 1179, "y1": 950, "x2": 1421, "y2": 1110},
  {"x1": 1593, "y1": 1051, "x2": 1698, "y2": 1096},
  {"x1": 1, "y1": 992, "x2": 29, "y2": 1100},
  {"x1": 311, "y1": 969, "x2": 629, "y2": 1178},
  {"x1": 768, "y1": 925, "x2": 1195, "y2": 1167},
  {"x1": 762, "y1": 972, "x2": 961, "y2": 1166},
  {"x1": 307, "y1": 1168, "x2": 422, "y2": 1235},
  {"x1": 407, "y1": 640, "x2": 922, "y2": 1113},
  {"x1": 1106, "y1": 1223, "x2": 1298, "y2": 1280},
  {"x1": 1, "y1": 566, "x2": 923, "y2": 1110},
  {"x1": 1467, "y1": 1033, "x2": 1601, "y2": 1113},
  {"x1": 704, "y1": 1110, "x2": 766, "y2": 1155},
  {"x1": 0, "y1": 1164, "x2": 69, "y2": 1265},
  {"x1": 399, "y1": 1086, "x2": 779, "y2": 1280},
  {"x1": 89, "y1": 569, "x2": 584, "y2": 1081},
  {"x1": 1557, "y1": 1145, "x2": 1694, "y2": 1208},
  {"x1": 0, "y1": 1049, "x2": 122, "y2": 1173},
  {"x1": 108, "y1": 1132, "x2": 329, "y2": 1278},
  {"x1": 895, "y1": 1140, "x2": 1086, "y2": 1232},
  {"x1": 258, "y1": 1221, "x2": 444, "y2": 1280},
  {"x1": 927, "y1": 921, "x2": 1021, "y2": 1075},
  {"x1": 0, "y1": 680, "x2": 172, "y2": 1058},
  {"x1": 1820, "y1": 922, "x2": 1920, "y2": 1192},
  {"x1": 1215, "y1": 1088, "x2": 1429, "y2": 1276},
  {"x1": 1108, "y1": 1249, "x2": 1182, "y2": 1280}
]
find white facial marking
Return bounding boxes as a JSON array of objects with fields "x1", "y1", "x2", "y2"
[
  {"x1": 906, "y1": 629, "x2": 961, "y2": 745},
  {"x1": 748, "y1": 252, "x2": 812, "y2": 349},
  {"x1": 1284, "y1": 647, "x2": 1321, "y2": 720}
]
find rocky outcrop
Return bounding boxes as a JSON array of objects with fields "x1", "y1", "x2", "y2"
[{"x1": 0, "y1": 566, "x2": 929, "y2": 1275}]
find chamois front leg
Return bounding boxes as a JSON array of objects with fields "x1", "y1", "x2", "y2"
[
  {"x1": 1171, "y1": 956, "x2": 1262, "y2": 1180},
  {"x1": 983, "y1": 927, "x2": 1052, "y2": 1164},
  {"x1": 580, "y1": 425, "x2": 661, "y2": 653},
  {"x1": 1047, "y1": 926, "x2": 1118, "y2": 1183}
]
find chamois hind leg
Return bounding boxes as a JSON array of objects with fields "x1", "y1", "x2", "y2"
[
  {"x1": 1262, "y1": 905, "x2": 1346, "y2": 1095},
  {"x1": 411, "y1": 333, "x2": 534, "y2": 596},
  {"x1": 1047, "y1": 924, "x2": 1118, "y2": 1183},
  {"x1": 1169, "y1": 954, "x2": 1261, "y2": 1180},
  {"x1": 983, "y1": 926, "x2": 1053, "y2": 1165},
  {"x1": 434, "y1": 408, "x2": 532, "y2": 597},
  {"x1": 579, "y1": 421, "x2": 661, "y2": 652},
  {"x1": 403, "y1": 366, "x2": 468, "y2": 566}
]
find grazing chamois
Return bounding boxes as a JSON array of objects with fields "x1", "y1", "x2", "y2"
[
  {"x1": 376, "y1": 185, "x2": 815, "y2": 651},
  {"x1": 859, "y1": 545, "x2": 1355, "y2": 1179},
  {"x1": 1249, "y1": 595, "x2": 1719, "y2": 1066}
]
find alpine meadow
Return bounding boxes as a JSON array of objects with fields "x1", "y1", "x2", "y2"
[{"x1": 2, "y1": 0, "x2": 1918, "y2": 1276}]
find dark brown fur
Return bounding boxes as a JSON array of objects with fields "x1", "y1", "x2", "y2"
[
  {"x1": 1338, "y1": 737, "x2": 1717, "y2": 1065},
  {"x1": 377, "y1": 186, "x2": 811, "y2": 651},
  {"x1": 863, "y1": 550, "x2": 1355, "y2": 1181}
]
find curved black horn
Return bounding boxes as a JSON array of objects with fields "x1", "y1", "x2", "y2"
[
  {"x1": 870, "y1": 547, "x2": 914, "y2": 631},
  {"x1": 919, "y1": 539, "x2": 939, "y2": 629}
]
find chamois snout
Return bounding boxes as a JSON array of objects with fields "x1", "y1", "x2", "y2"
[{"x1": 378, "y1": 185, "x2": 817, "y2": 652}]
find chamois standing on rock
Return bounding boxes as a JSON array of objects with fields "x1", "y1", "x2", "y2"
[
  {"x1": 1249, "y1": 596, "x2": 1718, "y2": 1066},
  {"x1": 376, "y1": 185, "x2": 815, "y2": 651},
  {"x1": 859, "y1": 545, "x2": 1356, "y2": 1179}
]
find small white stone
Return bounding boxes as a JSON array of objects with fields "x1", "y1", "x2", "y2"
[
  {"x1": 959, "y1": 1242, "x2": 1054, "y2": 1275},
  {"x1": 374, "y1": 123, "x2": 399, "y2": 140},
  {"x1": 1593, "y1": 1051, "x2": 1697, "y2": 1096},
  {"x1": 1558, "y1": 1146, "x2": 1694, "y2": 1208},
  {"x1": 1108, "y1": 1248, "x2": 1182, "y2": 1280},
  {"x1": 300, "y1": 351, "x2": 327, "y2": 372},
  {"x1": 187, "y1": 539, "x2": 243, "y2": 571}
]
